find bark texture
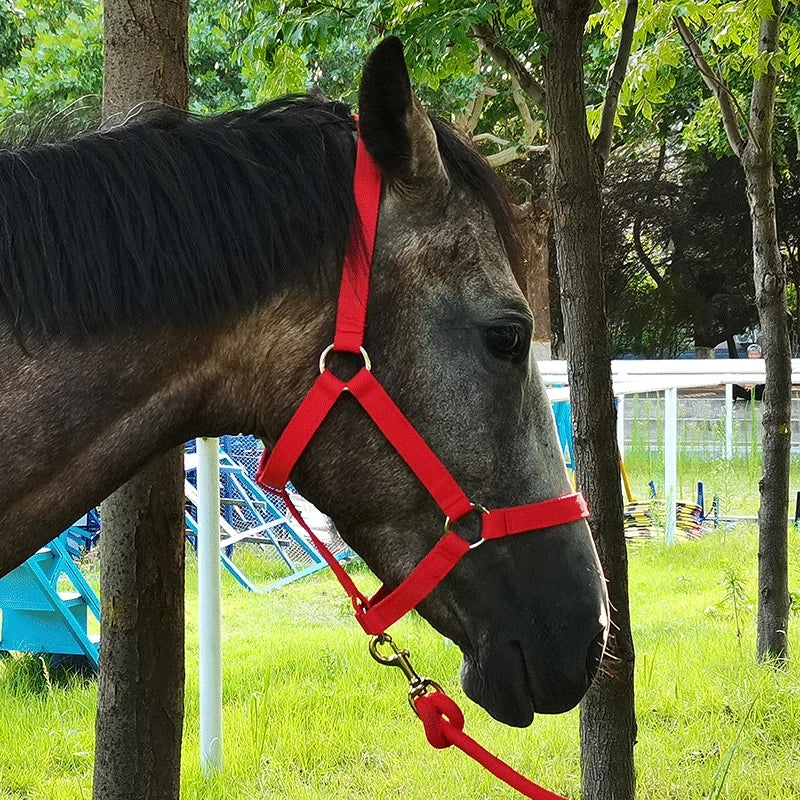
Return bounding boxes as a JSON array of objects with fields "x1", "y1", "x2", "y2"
[
  {"x1": 94, "y1": 450, "x2": 186, "y2": 800},
  {"x1": 102, "y1": 0, "x2": 189, "y2": 123},
  {"x1": 532, "y1": 2, "x2": 637, "y2": 799},
  {"x1": 95, "y1": 2, "x2": 189, "y2": 798},
  {"x1": 516, "y1": 199, "x2": 552, "y2": 350},
  {"x1": 745, "y1": 10, "x2": 791, "y2": 663}
]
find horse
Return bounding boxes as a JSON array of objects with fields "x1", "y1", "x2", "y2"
[{"x1": 0, "y1": 37, "x2": 608, "y2": 728}]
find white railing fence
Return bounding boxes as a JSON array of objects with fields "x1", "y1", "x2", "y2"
[{"x1": 540, "y1": 359, "x2": 800, "y2": 542}]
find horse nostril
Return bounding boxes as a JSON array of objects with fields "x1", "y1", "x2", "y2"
[{"x1": 586, "y1": 628, "x2": 607, "y2": 684}]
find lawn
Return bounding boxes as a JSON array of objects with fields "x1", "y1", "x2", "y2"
[{"x1": 1, "y1": 458, "x2": 799, "y2": 799}]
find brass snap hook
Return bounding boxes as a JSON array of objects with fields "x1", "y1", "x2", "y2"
[
  {"x1": 369, "y1": 634, "x2": 442, "y2": 716},
  {"x1": 369, "y1": 633, "x2": 422, "y2": 686}
]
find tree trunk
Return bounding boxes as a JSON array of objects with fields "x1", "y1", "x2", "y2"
[
  {"x1": 517, "y1": 199, "x2": 552, "y2": 359},
  {"x1": 94, "y1": 450, "x2": 186, "y2": 800},
  {"x1": 532, "y1": 3, "x2": 637, "y2": 799},
  {"x1": 674, "y1": 3, "x2": 789, "y2": 663},
  {"x1": 95, "y1": 2, "x2": 189, "y2": 798},
  {"x1": 102, "y1": 0, "x2": 189, "y2": 122},
  {"x1": 793, "y1": 280, "x2": 800, "y2": 356},
  {"x1": 742, "y1": 8, "x2": 790, "y2": 662}
]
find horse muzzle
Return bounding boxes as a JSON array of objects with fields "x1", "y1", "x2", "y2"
[{"x1": 459, "y1": 611, "x2": 609, "y2": 727}]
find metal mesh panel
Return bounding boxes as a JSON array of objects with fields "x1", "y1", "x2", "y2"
[{"x1": 186, "y1": 436, "x2": 350, "y2": 588}]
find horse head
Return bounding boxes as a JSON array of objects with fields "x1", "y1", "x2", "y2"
[
  {"x1": 249, "y1": 38, "x2": 609, "y2": 727},
  {"x1": 0, "y1": 36, "x2": 608, "y2": 730}
]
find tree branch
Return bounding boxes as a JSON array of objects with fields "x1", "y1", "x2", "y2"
[
  {"x1": 632, "y1": 216, "x2": 664, "y2": 287},
  {"x1": 471, "y1": 22, "x2": 545, "y2": 107},
  {"x1": 631, "y1": 142, "x2": 668, "y2": 286},
  {"x1": 454, "y1": 88, "x2": 486, "y2": 137},
  {"x1": 305, "y1": 1, "x2": 357, "y2": 20},
  {"x1": 453, "y1": 56, "x2": 496, "y2": 138},
  {"x1": 463, "y1": 90, "x2": 487, "y2": 137},
  {"x1": 748, "y1": 4, "x2": 781, "y2": 156},
  {"x1": 595, "y1": 0, "x2": 638, "y2": 166},
  {"x1": 486, "y1": 144, "x2": 548, "y2": 167},
  {"x1": 511, "y1": 76, "x2": 541, "y2": 143},
  {"x1": 473, "y1": 132, "x2": 511, "y2": 146},
  {"x1": 673, "y1": 15, "x2": 747, "y2": 156}
]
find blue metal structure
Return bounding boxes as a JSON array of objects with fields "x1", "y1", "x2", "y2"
[
  {"x1": 0, "y1": 532, "x2": 100, "y2": 671},
  {"x1": 552, "y1": 400, "x2": 574, "y2": 471},
  {"x1": 184, "y1": 437, "x2": 352, "y2": 592},
  {"x1": 0, "y1": 435, "x2": 352, "y2": 665}
]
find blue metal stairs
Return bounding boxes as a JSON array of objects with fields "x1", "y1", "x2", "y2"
[
  {"x1": 184, "y1": 439, "x2": 352, "y2": 593},
  {"x1": 0, "y1": 436, "x2": 350, "y2": 667},
  {"x1": 0, "y1": 532, "x2": 100, "y2": 671}
]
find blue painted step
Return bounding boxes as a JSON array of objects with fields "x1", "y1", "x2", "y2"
[{"x1": 0, "y1": 534, "x2": 100, "y2": 671}]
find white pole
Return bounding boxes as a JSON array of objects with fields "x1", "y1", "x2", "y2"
[
  {"x1": 616, "y1": 394, "x2": 626, "y2": 458},
  {"x1": 664, "y1": 388, "x2": 678, "y2": 545},
  {"x1": 197, "y1": 437, "x2": 223, "y2": 774},
  {"x1": 725, "y1": 382, "x2": 734, "y2": 461}
]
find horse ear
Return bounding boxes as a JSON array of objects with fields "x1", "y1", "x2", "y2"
[{"x1": 358, "y1": 37, "x2": 447, "y2": 192}]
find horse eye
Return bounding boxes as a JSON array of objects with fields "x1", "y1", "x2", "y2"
[{"x1": 485, "y1": 324, "x2": 527, "y2": 361}]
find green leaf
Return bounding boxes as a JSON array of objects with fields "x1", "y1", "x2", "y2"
[
  {"x1": 757, "y1": 0, "x2": 777, "y2": 20},
  {"x1": 263, "y1": 44, "x2": 309, "y2": 99}
]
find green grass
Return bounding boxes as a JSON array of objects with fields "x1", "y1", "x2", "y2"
[
  {"x1": 1, "y1": 471, "x2": 800, "y2": 798},
  {"x1": 622, "y1": 449, "x2": 800, "y2": 519}
]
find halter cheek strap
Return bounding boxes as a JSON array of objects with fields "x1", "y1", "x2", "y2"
[
  {"x1": 255, "y1": 133, "x2": 587, "y2": 800},
  {"x1": 331, "y1": 131, "x2": 381, "y2": 354}
]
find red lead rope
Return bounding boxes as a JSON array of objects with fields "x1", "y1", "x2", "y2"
[
  {"x1": 415, "y1": 692, "x2": 567, "y2": 800},
  {"x1": 279, "y1": 489, "x2": 569, "y2": 800},
  {"x1": 255, "y1": 131, "x2": 584, "y2": 799}
]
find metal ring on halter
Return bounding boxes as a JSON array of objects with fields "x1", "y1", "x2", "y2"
[
  {"x1": 443, "y1": 503, "x2": 489, "y2": 549},
  {"x1": 319, "y1": 343, "x2": 372, "y2": 374}
]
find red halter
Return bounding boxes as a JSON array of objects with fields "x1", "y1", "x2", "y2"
[{"x1": 255, "y1": 133, "x2": 587, "y2": 800}]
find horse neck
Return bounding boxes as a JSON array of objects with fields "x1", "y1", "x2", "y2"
[
  {"x1": 0, "y1": 290, "x2": 332, "y2": 576},
  {"x1": 0, "y1": 324, "x2": 210, "y2": 573}
]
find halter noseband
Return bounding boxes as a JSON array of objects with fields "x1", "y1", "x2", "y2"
[{"x1": 254, "y1": 133, "x2": 589, "y2": 636}]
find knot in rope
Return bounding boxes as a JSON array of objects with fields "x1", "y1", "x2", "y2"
[{"x1": 414, "y1": 690, "x2": 465, "y2": 749}]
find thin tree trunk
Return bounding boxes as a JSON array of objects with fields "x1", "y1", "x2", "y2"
[
  {"x1": 95, "y1": 2, "x2": 189, "y2": 798},
  {"x1": 673, "y1": 3, "x2": 790, "y2": 661},
  {"x1": 743, "y1": 5, "x2": 790, "y2": 662},
  {"x1": 532, "y1": 3, "x2": 636, "y2": 799},
  {"x1": 594, "y1": 0, "x2": 638, "y2": 166},
  {"x1": 102, "y1": 0, "x2": 189, "y2": 122},
  {"x1": 516, "y1": 199, "x2": 552, "y2": 358}
]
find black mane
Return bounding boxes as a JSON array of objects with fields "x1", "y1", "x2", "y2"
[{"x1": 0, "y1": 96, "x2": 520, "y2": 337}]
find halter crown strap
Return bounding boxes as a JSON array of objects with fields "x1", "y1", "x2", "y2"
[{"x1": 332, "y1": 135, "x2": 382, "y2": 353}]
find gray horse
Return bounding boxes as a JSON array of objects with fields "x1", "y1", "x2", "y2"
[{"x1": 0, "y1": 38, "x2": 608, "y2": 727}]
